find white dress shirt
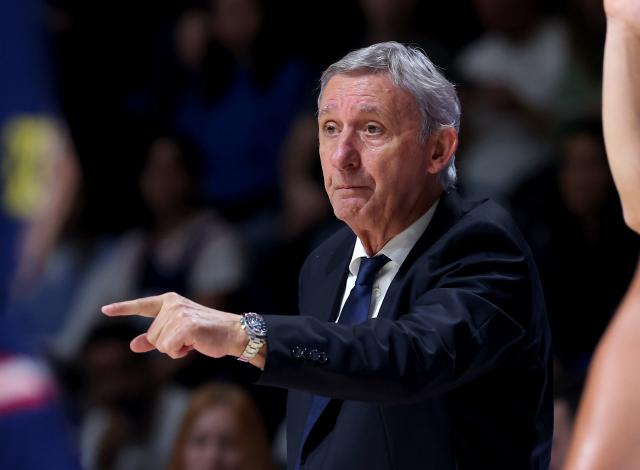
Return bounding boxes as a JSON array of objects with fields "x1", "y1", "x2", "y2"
[{"x1": 336, "y1": 200, "x2": 439, "y2": 322}]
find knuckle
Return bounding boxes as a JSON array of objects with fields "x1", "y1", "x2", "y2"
[
  {"x1": 146, "y1": 334, "x2": 157, "y2": 347},
  {"x1": 161, "y1": 341, "x2": 173, "y2": 356},
  {"x1": 146, "y1": 330, "x2": 157, "y2": 345},
  {"x1": 147, "y1": 323, "x2": 158, "y2": 339}
]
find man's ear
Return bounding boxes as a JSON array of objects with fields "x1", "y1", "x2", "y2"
[{"x1": 426, "y1": 127, "x2": 458, "y2": 175}]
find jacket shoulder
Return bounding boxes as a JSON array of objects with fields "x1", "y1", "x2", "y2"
[{"x1": 447, "y1": 195, "x2": 530, "y2": 249}]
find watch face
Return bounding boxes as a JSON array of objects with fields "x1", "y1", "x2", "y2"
[{"x1": 245, "y1": 313, "x2": 267, "y2": 337}]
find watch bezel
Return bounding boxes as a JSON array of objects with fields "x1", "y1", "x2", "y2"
[{"x1": 242, "y1": 312, "x2": 267, "y2": 338}]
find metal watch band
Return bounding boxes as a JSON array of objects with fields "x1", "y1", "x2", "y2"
[{"x1": 238, "y1": 313, "x2": 266, "y2": 362}]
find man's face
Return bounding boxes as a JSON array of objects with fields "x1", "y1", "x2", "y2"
[{"x1": 318, "y1": 73, "x2": 433, "y2": 234}]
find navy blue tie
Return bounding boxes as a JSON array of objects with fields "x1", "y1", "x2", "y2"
[{"x1": 295, "y1": 255, "x2": 390, "y2": 470}]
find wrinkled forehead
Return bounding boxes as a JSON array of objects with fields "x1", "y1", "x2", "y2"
[
  {"x1": 319, "y1": 70, "x2": 397, "y2": 100},
  {"x1": 317, "y1": 72, "x2": 415, "y2": 117}
]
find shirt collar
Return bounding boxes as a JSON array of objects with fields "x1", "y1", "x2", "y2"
[{"x1": 348, "y1": 199, "x2": 440, "y2": 276}]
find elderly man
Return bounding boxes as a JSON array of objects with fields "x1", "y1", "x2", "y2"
[{"x1": 103, "y1": 42, "x2": 552, "y2": 469}]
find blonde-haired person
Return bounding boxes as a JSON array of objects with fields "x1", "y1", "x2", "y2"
[
  {"x1": 564, "y1": 0, "x2": 640, "y2": 468},
  {"x1": 169, "y1": 383, "x2": 273, "y2": 470}
]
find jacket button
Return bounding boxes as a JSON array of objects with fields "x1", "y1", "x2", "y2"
[
  {"x1": 291, "y1": 346, "x2": 304, "y2": 359},
  {"x1": 309, "y1": 349, "x2": 321, "y2": 361},
  {"x1": 318, "y1": 351, "x2": 328, "y2": 364}
]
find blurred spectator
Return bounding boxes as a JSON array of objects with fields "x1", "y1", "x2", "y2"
[
  {"x1": 555, "y1": 0, "x2": 606, "y2": 120},
  {"x1": 551, "y1": 398, "x2": 574, "y2": 470},
  {"x1": 165, "y1": 0, "x2": 317, "y2": 321},
  {"x1": 549, "y1": 360, "x2": 583, "y2": 470},
  {"x1": 360, "y1": 0, "x2": 420, "y2": 44},
  {"x1": 1, "y1": 123, "x2": 83, "y2": 354},
  {"x1": 0, "y1": 314, "x2": 81, "y2": 469},
  {"x1": 357, "y1": 0, "x2": 453, "y2": 69},
  {"x1": 455, "y1": 0, "x2": 571, "y2": 200},
  {"x1": 173, "y1": 0, "x2": 312, "y2": 233},
  {"x1": 53, "y1": 133, "x2": 246, "y2": 361},
  {"x1": 77, "y1": 321, "x2": 187, "y2": 470},
  {"x1": 0, "y1": 0, "x2": 80, "y2": 309},
  {"x1": 0, "y1": 1, "x2": 82, "y2": 466},
  {"x1": 8, "y1": 124, "x2": 80, "y2": 297},
  {"x1": 278, "y1": 113, "x2": 331, "y2": 244},
  {"x1": 510, "y1": 117, "x2": 639, "y2": 371},
  {"x1": 169, "y1": 382, "x2": 272, "y2": 470}
]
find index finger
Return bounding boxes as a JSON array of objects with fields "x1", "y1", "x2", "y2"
[{"x1": 102, "y1": 295, "x2": 164, "y2": 318}]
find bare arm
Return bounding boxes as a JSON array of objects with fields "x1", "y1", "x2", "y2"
[
  {"x1": 602, "y1": 3, "x2": 640, "y2": 231},
  {"x1": 564, "y1": 259, "x2": 640, "y2": 469},
  {"x1": 564, "y1": 4, "x2": 640, "y2": 468}
]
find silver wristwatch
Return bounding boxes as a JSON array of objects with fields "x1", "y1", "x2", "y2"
[{"x1": 238, "y1": 312, "x2": 267, "y2": 362}]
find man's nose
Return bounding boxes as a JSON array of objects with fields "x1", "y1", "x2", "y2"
[{"x1": 332, "y1": 129, "x2": 360, "y2": 170}]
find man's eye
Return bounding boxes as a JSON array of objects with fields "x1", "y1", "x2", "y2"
[
  {"x1": 324, "y1": 123, "x2": 339, "y2": 135},
  {"x1": 366, "y1": 124, "x2": 382, "y2": 135}
]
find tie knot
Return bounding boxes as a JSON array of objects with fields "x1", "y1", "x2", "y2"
[{"x1": 355, "y1": 255, "x2": 390, "y2": 287}]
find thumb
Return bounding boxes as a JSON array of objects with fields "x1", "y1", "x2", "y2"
[{"x1": 130, "y1": 333, "x2": 156, "y2": 353}]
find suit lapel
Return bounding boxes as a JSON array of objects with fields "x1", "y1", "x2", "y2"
[
  {"x1": 378, "y1": 191, "x2": 465, "y2": 320},
  {"x1": 314, "y1": 231, "x2": 355, "y2": 322}
]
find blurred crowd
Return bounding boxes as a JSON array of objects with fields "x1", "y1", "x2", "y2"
[{"x1": 1, "y1": 0, "x2": 638, "y2": 469}]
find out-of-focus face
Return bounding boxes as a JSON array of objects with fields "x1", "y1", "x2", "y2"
[
  {"x1": 83, "y1": 339, "x2": 148, "y2": 407},
  {"x1": 175, "y1": 9, "x2": 209, "y2": 70},
  {"x1": 571, "y1": 0, "x2": 606, "y2": 33},
  {"x1": 141, "y1": 138, "x2": 191, "y2": 216},
  {"x1": 359, "y1": 0, "x2": 416, "y2": 26},
  {"x1": 318, "y1": 73, "x2": 436, "y2": 237},
  {"x1": 182, "y1": 406, "x2": 246, "y2": 470},
  {"x1": 559, "y1": 133, "x2": 611, "y2": 217},
  {"x1": 210, "y1": 0, "x2": 262, "y2": 52},
  {"x1": 472, "y1": 0, "x2": 539, "y2": 36}
]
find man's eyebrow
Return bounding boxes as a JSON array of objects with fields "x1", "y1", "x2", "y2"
[
  {"x1": 317, "y1": 103, "x2": 384, "y2": 116},
  {"x1": 359, "y1": 104, "x2": 380, "y2": 114},
  {"x1": 318, "y1": 104, "x2": 334, "y2": 116}
]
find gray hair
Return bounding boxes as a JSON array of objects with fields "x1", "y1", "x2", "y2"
[{"x1": 318, "y1": 41, "x2": 460, "y2": 191}]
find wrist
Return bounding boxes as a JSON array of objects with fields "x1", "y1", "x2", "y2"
[
  {"x1": 607, "y1": 17, "x2": 640, "y2": 40},
  {"x1": 230, "y1": 314, "x2": 249, "y2": 357}
]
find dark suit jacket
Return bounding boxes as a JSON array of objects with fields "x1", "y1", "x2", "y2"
[{"x1": 258, "y1": 192, "x2": 552, "y2": 469}]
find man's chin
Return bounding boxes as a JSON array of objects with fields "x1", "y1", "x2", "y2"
[{"x1": 333, "y1": 203, "x2": 370, "y2": 228}]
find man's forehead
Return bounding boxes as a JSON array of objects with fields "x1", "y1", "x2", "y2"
[{"x1": 318, "y1": 73, "x2": 412, "y2": 116}]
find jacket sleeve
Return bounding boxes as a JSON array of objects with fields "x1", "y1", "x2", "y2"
[{"x1": 256, "y1": 219, "x2": 540, "y2": 404}]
